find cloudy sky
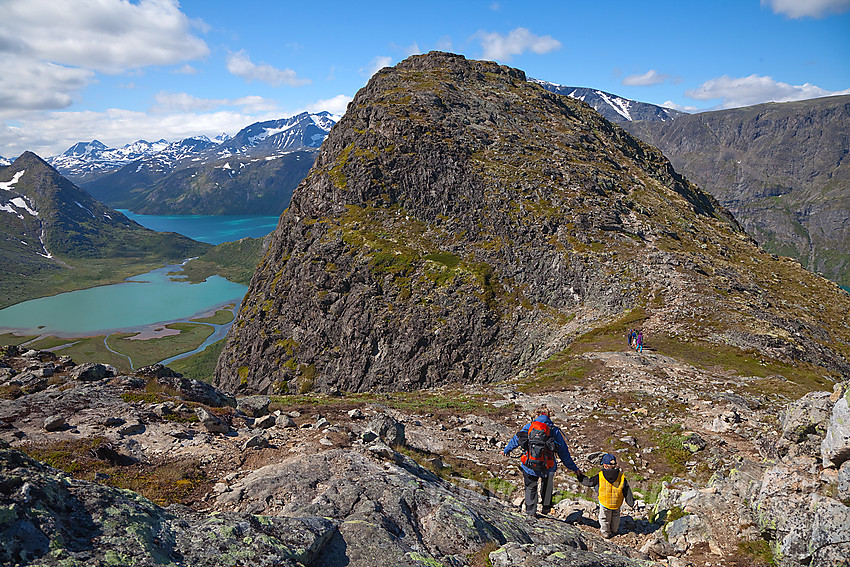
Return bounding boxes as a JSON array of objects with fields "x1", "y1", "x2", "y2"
[{"x1": 1, "y1": 0, "x2": 848, "y2": 158}]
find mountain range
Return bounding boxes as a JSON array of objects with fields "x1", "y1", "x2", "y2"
[
  {"x1": 214, "y1": 52, "x2": 850, "y2": 398},
  {"x1": 532, "y1": 79, "x2": 685, "y2": 123},
  {"x1": 0, "y1": 152, "x2": 209, "y2": 309},
  {"x1": 76, "y1": 112, "x2": 336, "y2": 215}
]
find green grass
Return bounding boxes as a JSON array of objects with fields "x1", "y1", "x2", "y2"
[
  {"x1": 179, "y1": 238, "x2": 263, "y2": 286},
  {"x1": 21, "y1": 436, "x2": 210, "y2": 506},
  {"x1": 190, "y1": 308, "x2": 235, "y2": 325},
  {"x1": 49, "y1": 336, "x2": 134, "y2": 371},
  {"x1": 0, "y1": 333, "x2": 39, "y2": 347},
  {"x1": 650, "y1": 425, "x2": 692, "y2": 475},
  {"x1": 106, "y1": 323, "x2": 215, "y2": 369},
  {"x1": 167, "y1": 338, "x2": 227, "y2": 382},
  {"x1": 738, "y1": 540, "x2": 776, "y2": 566}
]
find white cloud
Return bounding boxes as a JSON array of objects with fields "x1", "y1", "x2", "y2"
[
  {"x1": 362, "y1": 56, "x2": 394, "y2": 77},
  {"x1": 305, "y1": 95, "x2": 353, "y2": 116},
  {"x1": 174, "y1": 65, "x2": 199, "y2": 75},
  {"x1": 0, "y1": 0, "x2": 209, "y2": 73},
  {"x1": 475, "y1": 27, "x2": 561, "y2": 62},
  {"x1": 685, "y1": 74, "x2": 850, "y2": 108},
  {"x1": 0, "y1": 58, "x2": 94, "y2": 111},
  {"x1": 226, "y1": 50, "x2": 311, "y2": 87},
  {"x1": 622, "y1": 69, "x2": 670, "y2": 87},
  {"x1": 152, "y1": 93, "x2": 280, "y2": 114},
  {"x1": 761, "y1": 0, "x2": 850, "y2": 18},
  {"x1": 660, "y1": 100, "x2": 699, "y2": 113}
]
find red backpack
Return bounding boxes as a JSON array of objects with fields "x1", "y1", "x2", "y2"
[{"x1": 520, "y1": 420, "x2": 556, "y2": 474}]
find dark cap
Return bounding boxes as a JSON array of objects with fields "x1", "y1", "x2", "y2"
[{"x1": 601, "y1": 453, "x2": 617, "y2": 465}]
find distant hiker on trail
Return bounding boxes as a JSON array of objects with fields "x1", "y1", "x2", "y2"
[
  {"x1": 635, "y1": 330, "x2": 643, "y2": 353},
  {"x1": 627, "y1": 329, "x2": 634, "y2": 348},
  {"x1": 503, "y1": 404, "x2": 583, "y2": 518},
  {"x1": 580, "y1": 453, "x2": 635, "y2": 539}
]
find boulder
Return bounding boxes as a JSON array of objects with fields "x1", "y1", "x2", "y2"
[
  {"x1": 243, "y1": 434, "x2": 270, "y2": 450},
  {"x1": 276, "y1": 415, "x2": 297, "y2": 428},
  {"x1": 70, "y1": 363, "x2": 112, "y2": 382},
  {"x1": 254, "y1": 414, "x2": 276, "y2": 429},
  {"x1": 781, "y1": 391, "x2": 833, "y2": 443},
  {"x1": 43, "y1": 415, "x2": 66, "y2": 432},
  {"x1": 195, "y1": 407, "x2": 230, "y2": 434},
  {"x1": 237, "y1": 395, "x2": 270, "y2": 418},
  {"x1": 136, "y1": 364, "x2": 181, "y2": 378},
  {"x1": 157, "y1": 375, "x2": 234, "y2": 407},
  {"x1": 821, "y1": 395, "x2": 850, "y2": 468},
  {"x1": 364, "y1": 413, "x2": 405, "y2": 447}
]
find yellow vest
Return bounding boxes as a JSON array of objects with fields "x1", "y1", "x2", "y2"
[{"x1": 598, "y1": 471, "x2": 625, "y2": 510}]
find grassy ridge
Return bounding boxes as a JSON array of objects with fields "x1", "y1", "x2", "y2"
[{"x1": 179, "y1": 237, "x2": 265, "y2": 286}]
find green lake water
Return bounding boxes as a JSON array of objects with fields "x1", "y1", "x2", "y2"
[{"x1": 0, "y1": 213, "x2": 274, "y2": 337}]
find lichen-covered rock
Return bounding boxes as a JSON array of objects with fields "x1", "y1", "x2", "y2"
[
  {"x1": 821, "y1": 395, "x2": 850, "y2": 468},
  {"x1": 0, "y1": 447, "x2": 337, "y2": 567},
  {"x1": 781, "y1": 391, "x2": 833, "y2": 443},
  {"x1": 216, "y1": 448, "x2": 645, "y2": 566}
]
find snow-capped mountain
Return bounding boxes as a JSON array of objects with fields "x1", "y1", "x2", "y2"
[
  {"x1": 217, "y1": 111, "x2": 336, "y2": 156},
  {"x1": 530, "y1": 79, "x2": 685, "y2": 123},
  {"x1": 81, "y1": 112, "x2": 336, "y2": 215},
  {"x1": 0, "y1": 155, "x2": 11, "y2": 167},
  {"x1": 47, "y1": 138, "x2": 169, "y2": 183}
]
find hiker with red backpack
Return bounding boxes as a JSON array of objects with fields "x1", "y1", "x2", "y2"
[{"x1": 503, "y1": 404, "x2": 584, "y2": 517}]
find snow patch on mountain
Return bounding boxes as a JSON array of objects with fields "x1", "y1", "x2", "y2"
[
  {"x1": 1, "y1": 170, "x2": 26, "y2": 191},
  {"x1": 529, "y1": 79, "x2": 683, "y2": 123}
]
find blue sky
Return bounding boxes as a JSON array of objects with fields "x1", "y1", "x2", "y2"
[{"x1": 1, "y1": 0, "x2": 848, "y2": 158}]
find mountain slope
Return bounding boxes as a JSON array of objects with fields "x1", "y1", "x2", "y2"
[
  {"x1": 0, "y1": 152, "x2": 210, "y2": 308},
  {"x1": 532, "y1": 80, "x2": 684, "y2": 123},
  {"x1": 214, "y1": 52, "x2": 850, "y2": 396},
  {"x1": 81, "y1": 112, "x2": 335, "y2": 215},
  {"x1": 624, "y1": 95, "x2": 850, "y2": 286}
]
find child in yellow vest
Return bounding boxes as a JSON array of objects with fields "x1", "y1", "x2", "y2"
[{"x1": 580, "y1": 453, "x2": 635, "y2": 538}]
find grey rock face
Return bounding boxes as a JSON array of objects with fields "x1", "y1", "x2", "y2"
[
  {"x1": 821, "y1": 395, "x2": 850, "y2": 468},
  {"x1": 838, "y1": 460, "x2": 850, "y2": 501},
  {"x1": 216, "y1": 448, "x2": 644, "y2": 566}
]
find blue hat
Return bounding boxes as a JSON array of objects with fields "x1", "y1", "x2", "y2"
[{"x1": 601, "y1": 453, "x2": 617, "y2": 465}]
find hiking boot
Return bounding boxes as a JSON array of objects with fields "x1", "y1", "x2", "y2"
[{"x1": 540, "y1": 507, "x2": 551, "y2": 515}]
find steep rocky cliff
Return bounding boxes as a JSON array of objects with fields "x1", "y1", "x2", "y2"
[
  {"x1": 624, "y1": 96, "x2": 850, "y2": 287},
  {"x1": 215, "y1": 52, "x2": 850, "y2": 396}
]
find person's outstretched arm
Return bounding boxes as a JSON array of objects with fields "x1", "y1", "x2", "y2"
[
  {"x1": 552, "y1": 428, "x2": 580, "y2": 472},
  {"x1": 622, "y1": 478, "x2": 636, "y2": 507}
]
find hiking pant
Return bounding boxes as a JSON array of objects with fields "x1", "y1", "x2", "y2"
[
  {"x1": 598, "y1": 504, "x2": 621, "y2": 538},
  {"x1": 522, "y1": 469, "x2": 554, "y2": 516}
]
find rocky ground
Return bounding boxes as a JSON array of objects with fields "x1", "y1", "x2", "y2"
[{"x1": 1, "y1": 343, "x2": 849, "y2": 566}]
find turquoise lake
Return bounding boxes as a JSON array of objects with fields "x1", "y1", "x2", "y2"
[
  {"x1": 0, "y1": 213, "x2": 276, "y2": 337},
  {"x1": 118, "y1": 210, "x2": 279, "y2": 245}
]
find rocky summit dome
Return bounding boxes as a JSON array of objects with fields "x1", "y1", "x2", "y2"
[{"x1": 214, "y1": 52, "x2": 850, "y2": 395}]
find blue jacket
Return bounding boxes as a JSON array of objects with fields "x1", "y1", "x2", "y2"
[{"x1": 503, "y1": 415, "x2": 579, "y2": 477}]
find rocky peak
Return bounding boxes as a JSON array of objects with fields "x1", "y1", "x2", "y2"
[{"x1": 215, "y1": 52, "x2": 850, "y2": 397}]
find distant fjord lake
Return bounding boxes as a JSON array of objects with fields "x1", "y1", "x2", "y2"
[
  {"x1": 0, "y1": 212, "x2": 277, "y2": 337},
  {"x1": 119, "y1": 210, "x2": 280, "y2": 245}
]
